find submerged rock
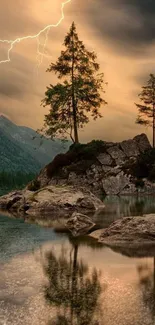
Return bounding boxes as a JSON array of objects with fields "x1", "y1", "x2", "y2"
[
  {"x1": 99, "y1": 214, "x2": 155, "y2": 246},
  {"x1": 66, "y1": 212, "x2": 95, "y2": 236}
]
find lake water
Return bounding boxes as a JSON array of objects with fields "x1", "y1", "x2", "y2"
[{"x1": 0, "y1": 196, "x2": 155, "y2": 325}]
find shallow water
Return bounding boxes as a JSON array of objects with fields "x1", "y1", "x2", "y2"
[{"x1": 0, "y1": 196, "x2": 155, "y2": 325}]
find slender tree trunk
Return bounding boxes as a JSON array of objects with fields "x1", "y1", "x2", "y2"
[
  {"x1": 71, "y1": 32, "x2": 79, "y2": 144},
  {"x1": 153, "y1": 107, "x2": 155, "y2": 148},
  {"x1": 72, "y1": 86, "x2": 79, "y2": 144},
  {"x1": 152, "y1": 82, "x2": 155, "y2": 148},
  {"x1": 153, "y1": 257, "x2": 155, "y2": 319}
]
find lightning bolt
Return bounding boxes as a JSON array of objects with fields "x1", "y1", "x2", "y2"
[
  {"x1": 34, "y1": 27, "x2": 51, "y2": 75},
  {"x1": 0, "y1": 0, "x2": 72, "y2": 65}
]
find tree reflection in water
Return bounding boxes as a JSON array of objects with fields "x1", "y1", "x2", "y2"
[
  {"x1": 43, "y1": 244, "x2": 104, "y2": 325},
  {"x1": 137, "y1": 258, "x2": 155, "y2": 322}
]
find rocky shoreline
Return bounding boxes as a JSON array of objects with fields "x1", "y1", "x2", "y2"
[
  {"x1": 99, "y1": 214, "x2": 155, "y2": 244},
  {"x1": 88, "y1": 214, "x2": 155, "y2": 257},
  {"x1": 0, "y1": 185, "x2": 104, "y2": 218},
  {"x1": 1, "y1": 186, "x2": 155, "y2": 255},
  {"x1": 0, "y1": 133, "x2": 155, "y2": 250}
]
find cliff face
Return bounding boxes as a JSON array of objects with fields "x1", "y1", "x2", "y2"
[{"x1": 35, "y1": 133, "x2": 153, "y2": 196}]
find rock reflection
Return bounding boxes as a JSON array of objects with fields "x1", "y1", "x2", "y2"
[
  {"x1": 137, "y1": 258, "x2": 155, "y2": 322},
  {"x1": 43, "y1": 244, "x2": 104, "y2": 325},
  {"x1": 103, "y1": 196, "x2": 155, "y2": 218}
]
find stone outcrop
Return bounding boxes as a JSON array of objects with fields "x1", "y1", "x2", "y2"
[
  {"x1": 66, "y1": 212, "x2": 95, "y2": 236},
  {"x1": 120, "y1": 139, "x2": 140, "y2": 157},
  {"x1": 102, "y1": 171, "x2": 135, "y2": 195},
  {"x1": 36, "y1": 133, "x2": 151, "y2": 196},
  {"x1": 0, "y1": 185, "x2": 104, "y2": 218},
  {"x1": 99, "y1": 215, "x2": 155, "y2": 246},
  {"x1": 0, "y1": 191, "x2": 24, "y2": 210},
  {"x1": 134, "y1": 134, "x2": 151, "y2": 152},
  {"x1": 97, "y1": 153, "x2": 113, "y2": 166},
  {"x1": 107, "y1": 145, "x2": 126, "y2": 165}
]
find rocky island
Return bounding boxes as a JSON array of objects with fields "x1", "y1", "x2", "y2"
[
  {"x1": 34, "y1": 133, "x2": 153, "y2": 196},
  {"x1": 0, "y1": 133, "x2": 155, "y2": 247}
]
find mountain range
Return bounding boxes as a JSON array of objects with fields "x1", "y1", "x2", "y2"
[{"x1": 0, "y1": 116, "x2": 69, "y2": 173}]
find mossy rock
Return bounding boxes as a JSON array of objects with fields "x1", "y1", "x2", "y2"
[{"x1": 46, "y1": 140, "x2": 106, "y2": 179}]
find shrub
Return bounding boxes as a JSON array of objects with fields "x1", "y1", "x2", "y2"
[
  {"x1": 46, "y1": 140, "x2": 106, "y2": 178},
  {"x1": 148, "y1": 166, "x2": 155, "y2": 182},
  {"x1": 46, "y1": 152, "x2": 76, "y2": 178},
  {"x1": 70, "y1": 140, "x2": 106, "y2": 158},
  {"x1": 27, "y1": 179, "x2": 40, "y2": 191},
  {"x1": 135, "y1": 179, "x2": 145, "y2": 188},
  {"x1": 130, "y1": 148, "x2": 155, "y2": 180}
]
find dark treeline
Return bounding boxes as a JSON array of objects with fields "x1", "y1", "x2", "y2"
[{"x1": 0, "y1": 171, "x2": 36, "y2": 190}]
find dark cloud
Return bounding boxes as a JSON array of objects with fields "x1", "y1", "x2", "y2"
[
  {"x1": 0, "y1": 0, "x2": 154, "y2": 142},
  {"x1": 0, "y1": 81, "x2": 23, "y2": 98},
  {"x1": 115, "y1": 0, "x2": 155, "y2": 15},
  {"x1": 82, "y1": 0, "x2": 155, "y2": 55},
  {"x1": 0, "y1": 51, "x2": 35, "y2": 98}
]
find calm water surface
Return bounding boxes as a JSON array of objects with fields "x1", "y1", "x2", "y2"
[{"x1": 0, "y1": 196, "x2": 155, "y2": 325}]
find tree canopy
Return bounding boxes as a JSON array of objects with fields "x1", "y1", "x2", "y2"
[
  {"x1": 41, "y1": 22, "x2": 107, "y2": 143},
  {"x1": 135, "y1": 73, "x2": 155, "y2": 147}
]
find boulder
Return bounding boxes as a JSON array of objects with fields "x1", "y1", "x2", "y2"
[
  {"x1": 102, "y1": 165, "x2": 112, "y2": 174},
  {"x1": 66, "y1": 212, "x2": 95, "y2": 236},
  {"x1": 0, "y1": 191, "x2": 23, "y2": 209},
  {"x1": 0, "y1": 185, "x2": 104, "y2": 218},
  {"x1": 106, "y1": 166, "x2": 121, "y2": 176},
  {"x1": 26, "y1": 186, "x2": 104, "y2": 217},
  {"x1": 97, "y1": 153, "x2": 113, "y2": 166},
  {"x1": 120, "y1": 139, "x2": 140, "y2": 157},
  {"x1": 102, "y1": 171, "x2": 132, "y2": 195},
  {"x1": 134, "y1": 133, "x2": 151, "y2": 152},
  {"x1": 107, "y1": 145, "x2": 126, "y2": 165},
  {"x1": 100, "y1": 214, "x2": 155, "y2": 246}
]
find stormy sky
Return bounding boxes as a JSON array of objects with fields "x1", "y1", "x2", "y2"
[{"x1": 0, "y1": 0, "x2": 155, "y2": 143}]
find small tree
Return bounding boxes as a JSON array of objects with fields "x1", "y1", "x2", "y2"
[
  {"x1": 41, "y1": 22, "x2": 107, "y2": 144},
  {"x1": 135, "y1": 73, "x2": 155, "y2": 147}
]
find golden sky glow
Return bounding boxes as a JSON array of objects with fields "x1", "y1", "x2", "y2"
[{"x1": 0, "y1": 0, "x2": 155, "y2": 143}]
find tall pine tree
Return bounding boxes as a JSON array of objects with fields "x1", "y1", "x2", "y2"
[
  {"x1": 41, "y1": 22, "x2": 107, "y2": 143},
  {"x1": 135, "y1": 74, "x2": 155, "y2": 147}
]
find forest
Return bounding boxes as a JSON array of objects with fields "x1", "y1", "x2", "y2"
[{"x1": 0, "y1": 171, "x2": 36, "y2": 191}]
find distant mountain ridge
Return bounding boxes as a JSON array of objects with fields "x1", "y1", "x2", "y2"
[{"x1": 0, "y1": 116, "x2": 69, "y2": 173}]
